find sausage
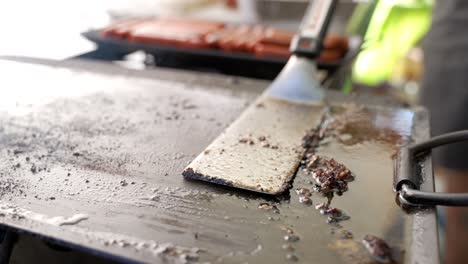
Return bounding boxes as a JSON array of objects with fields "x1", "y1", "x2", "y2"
[
  {"x1": 254, "y1": 43, "x2": 291, "y2": 58},
  {"x1": 261, "y1": 28, "x2": 294, "y2": 46},
  {"x1": 244, "y1": 25, "x2": 266, "y2": 52},
  {"x1": 318, "y1": 49, "x2": 343, "y2": 63},
  {"x1": 156, "y1": 17, "x2": 225, "y2": 31},
  {"x1": 218, "y1": 25, "x2": 251, "y2": 51},
  {"x1": 102, "y1": 19, "x2": 147, "y2": 38},
  {"x1": 323, "y1": 34, "x2": 349, "y2": 52},
  {"x1": 127, "y1": 19, "x2": 222, "y2": 48}
]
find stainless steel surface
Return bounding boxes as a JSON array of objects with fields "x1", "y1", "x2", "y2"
[
  {"x1": 0, "y1": 58, "x2": 438, "y2": 263},
  {"x1": 184, "y1": 97, "x2": 325, "y2": 194},
  {"x1": 267, "y1": 56, "x2": 324, "y2": 102}
]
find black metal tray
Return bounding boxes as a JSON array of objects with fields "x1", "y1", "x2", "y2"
[{"x1": 81, "y1": 30, "x2": 343, "y2": 80}]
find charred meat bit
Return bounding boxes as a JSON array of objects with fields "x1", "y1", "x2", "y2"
[
  {"x1": 305, "y1": 155, "x2": 355, "y2": 207},
  {"x1": 258, "y1": 136, "x2": 266, "y2": 141},
  {"x1": 362, "y1": 235, "x2": 392, "y2": 263},
  {"x1": 323, "y1": 207, "x2": 350, "y2": 223},
  {"x1": 239, "y1": 137, "x2": 255, "y2": 145}
]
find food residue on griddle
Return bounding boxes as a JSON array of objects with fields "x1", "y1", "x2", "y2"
[
  {"x1": 300, "y1": 153, "x2": 354, "y2": 224},
  {"x1": 328, "y1": 104, "x2": 409, "y2": 148},
  {"x1": 298, "y1": 195, "x2": 312, "y2": 205},
  {"x1": 339, "y1": 230, "x2": 354, "y2": 240},
  {"x1": 258, "y1": 202, "x2": 280, "y2": 214},
  {"x1": 285, "y1": 253, "x2": 299, "y2": 262},
  {"x1": 295, "y1": 187, "x2": 313, "y2": 205},
  {"x1": 120, "y1": 180, "x2": 129, "y2": 187},
  {"x1": 238, "y1": 137, "x2": 255, "y2": 145},
  {"x1": 362, "y1": 234, "x2": 393, "y2": 263},
  {"x1": 321, "y1": 207, "x2": 350, "y2": 224},
  {"x1": 238, "y1": 134, "x2": 280, "y2": 150},
  {"x1": 295, "y1": 187, "x2": 312, "y2": 196},
  {"x1": 282, "y1": 227, "x2": 300, "y2": 242},
  {"x1": 299, "y1": 111, "x2": 357, "y2": 225}
]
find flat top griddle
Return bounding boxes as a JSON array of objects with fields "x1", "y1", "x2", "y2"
[{"x1": 0, "y1": 58, "x2": 437, "y2": 263}]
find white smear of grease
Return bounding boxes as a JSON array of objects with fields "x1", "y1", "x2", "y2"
[
  {"x1": 0, "y1": 204, "x2": 88, "y2": 226},
  {"x1": 46, "y1": 213, "x2": 89, "y2": 226},
  {"x1": 0, "y1": 202, "x2": 202, "y2": 263}
]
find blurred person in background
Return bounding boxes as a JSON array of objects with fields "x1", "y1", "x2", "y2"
[{"x1": 421, "y1": 1, "x2": 468, "y2": 263}]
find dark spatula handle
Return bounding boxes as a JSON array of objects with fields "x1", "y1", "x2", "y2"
[{"x1": 290, "y1": 0, "x2": 338, "y2": 58}]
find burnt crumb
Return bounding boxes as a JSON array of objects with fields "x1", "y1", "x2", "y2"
[
  {"x1": 339, "y1": 230, "x2": 354, "y2": 239},
  {"x1": 258, "y1": 136, "x2": 266, "y2": 141},
  {"x1": 13, "y1": 149, "x2": 24, "y2": 155},
  {"x1": 25, "y1": 157, "x2": 30, "y2": 162},
  {"x1": 301, "y1": 152, "x2": 355, "y2": 209},
  {"x1": 239, "y1": 137, "x2": 255, "y2": 145},
  {"x1": 194, "y1": 232, "x2": 199, "y2": 239},
  {"x1": 261, "y1": 142, "x2": 270, "y2": 148},
  {"x1": 256, "y1": 102, "x2": 265, "y2": 108},
  {"x1": 258, "y1": 202, "x2": 280, "y2": 214},
  {"x1": 14, "y1": 163, "x2": 21, "y2": 168},
  {"x1": 270, "y1": 145, "x2": 279, "y2": 149},
  {"x1": 120, "y1": 180, "x2": 128, "y2": 187},
  {"x1": 321, "y1": 207, "x2": 350, "y2": 224},
  {"x1": 203, "y1": 150, "x2": 210, "y2": 155},
  {"x1": 181, "y1": 103, "x2": 197, "y2": 110},
  {"x1": 67, "y1": 173, "x2": 71, "y2": 176},
  {"x1": 72, "y1": 152, "x2": 81, "y2": 157},
  {"x1": 30, "y1": 164, "x2": 37, "y2": 174},
  {"x1": 85, "y1": 180, "x2": 89, "y2": 183},
  {"x1": 298, "y1": 196, "x2": 313, "y2": 205},
  {"x1": 362, "y1": 235, "x2": 392, "y2": 263},
  {"x1": 0, "y1": 177, "x2": 24, "y2": 199},
  {"x1": 49, "y1": 197, "x2": 55, "y2": 200}
]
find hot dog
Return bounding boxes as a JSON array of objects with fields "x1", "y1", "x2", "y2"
[{"x1": 254, "y1": 43, "x2": 291, "y2": 58}]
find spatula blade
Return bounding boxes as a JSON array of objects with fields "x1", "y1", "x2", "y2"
[{"x1": 183, "y1": 96, "x2": 324, "y2": 195}]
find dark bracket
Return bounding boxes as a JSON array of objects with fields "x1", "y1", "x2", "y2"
[{"x1": 394, "y1": 130, "x2": 468, "y2": 206}]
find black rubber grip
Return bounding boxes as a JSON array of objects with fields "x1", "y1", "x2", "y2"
[{"x1": 290, "y1": 0, "x2": 338, "y2": 58}]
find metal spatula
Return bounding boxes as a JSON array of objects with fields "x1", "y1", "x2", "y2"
[{"x1": 183, "y1": 0, "x2": 338, "y2": 195}]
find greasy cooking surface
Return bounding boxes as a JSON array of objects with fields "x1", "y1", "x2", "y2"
[{"x1": 0, "y1": 59, "x2": 429, "y2": 263}]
